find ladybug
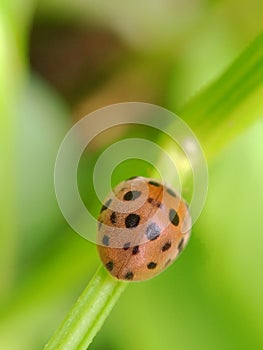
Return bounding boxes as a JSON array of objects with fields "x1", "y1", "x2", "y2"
[{"x1": 97, "y1": 176, "x2": 191, "y2": 281}]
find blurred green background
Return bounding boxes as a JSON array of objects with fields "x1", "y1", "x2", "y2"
[{"x1": 1, "y1": 1, "x2": 263, "y2": 349}]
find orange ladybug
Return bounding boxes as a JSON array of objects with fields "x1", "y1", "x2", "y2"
[{"x1": 97, "y1": 176, "x2": 191, "y2": 281}]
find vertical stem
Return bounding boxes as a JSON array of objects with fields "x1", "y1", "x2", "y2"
[{"x1": 44, "y1": 265, "x2": 127, "y2": 350}]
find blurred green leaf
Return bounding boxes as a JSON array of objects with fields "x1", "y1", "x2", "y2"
[
  {"x1": 180, "y1": 31, "x2": 263, "y2": 160},
  {"x1": 18, "y1": 76, "x2": 71, "y2": 263},
  {"x1": 0, "y1": 1, "x2": 26, "y2": 297}
]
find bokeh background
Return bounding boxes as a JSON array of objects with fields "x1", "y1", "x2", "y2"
[{"x1": 1, "y1": 1, "x2": 263, "y2": 349}]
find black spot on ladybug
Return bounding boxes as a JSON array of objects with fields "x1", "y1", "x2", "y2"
[
  {"x1": 162, "y1": 241, "x2": 171, "y2": 252},
  {"x1": 123, "y1": 190, "x2": 142, "y2": 201},
  {"x1": 178, "y1": 238, "x2": 184, "y2": 253},
  {"x1": 110, "y1": 212, "x2": 117, "y2": 224},
  {"x1": 127, "y1": 176, "x2": 139, "y2": 180},
  {"x1": 149, "y1": 180, "x2": 161, "y2": 187},
  {"x1": 146, "y1": 223, "x2": 161, "y2": 241},
  {"x1": 167, "y1": 188, "x2": 176, "y2": 197},
  {"x1": 169, "y1": 209, "x2": 179, "y2": 226},
  {"x1": 147, "y1": 198, "x2": 163, "y2": 208},
  {"x1": 106, "y1": 261, "x2": 114, "y2": 271},
  {"x1": 102, "y1": 235, "x2": 109, "y2": 246},
  {"x1": 123, "y1": 242, "x2": 131, "y2": 250},
  {"x1": 124, "y1": 271, "x2": 134, "y2": 280},
  {"x1": 132, "y1": 245, "x2": 139, "y2": 255},
  {"x1": 100, "y1": 199, "x2": 112, "y2": 213},
  {"x1": 147, "y1": 262, "x2": 157, "y2": 269},
  {"x1": 125, "y1": 214, "x2": 140, "y2": 228},
  {"x1": 165, "y1": 258, "x2": 171, "y2": 267}
]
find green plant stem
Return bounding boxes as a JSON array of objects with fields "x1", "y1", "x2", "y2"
[{"x1": 44, "y1": 265, "x2": 127, "y2": 350}]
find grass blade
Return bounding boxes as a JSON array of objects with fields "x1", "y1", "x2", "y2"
[
  {"x1": 180, "y1": 31, "x2": 263, "y2": 159},
  {"x1": 44, "y1": 266, "x2": 127, "y2": 350}
]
